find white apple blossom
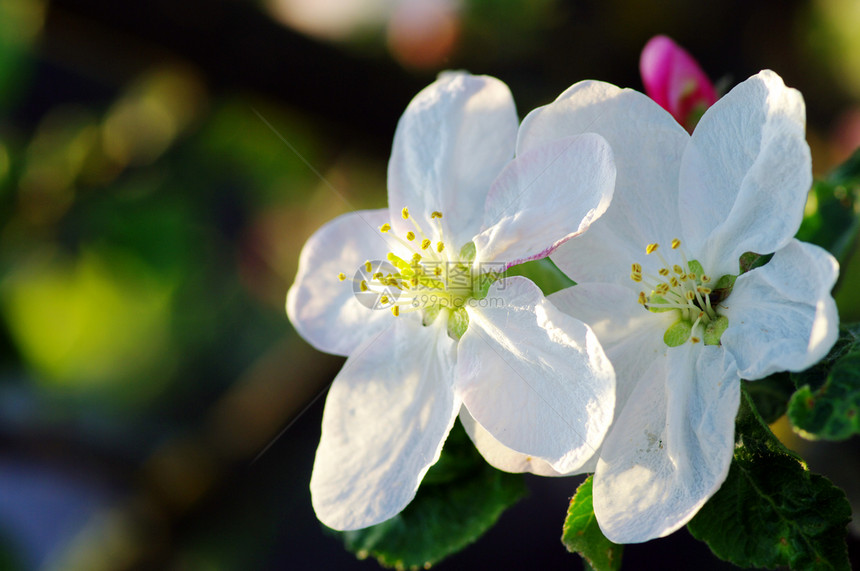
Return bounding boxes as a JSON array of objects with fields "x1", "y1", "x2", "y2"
[
  {"x1": 471, "y1": 70, "x2": 839, "y2": 543},
  {"x1": 286, "y1": 72, "x2": 617, "y2": 531}
]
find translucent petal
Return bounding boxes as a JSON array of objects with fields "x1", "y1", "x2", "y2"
[
  {"x1": 456, "y1": 277, "x2": 615, "y2": 474},
  {"x1": 593, "y1": 344, "x2": 740, "y2": 543},
  {"x1": 473, "y1": 133, "x2": 615, "y2": 269},
  {"x1": 679, "y1": 70, "x2": 810, "y2": 275},
  {"x1": 388, "y1": 72, "x2": 518, "y2": 250},
  {"x1": 519, "y1": 80, "x2": 688, "y2": 285},
  {"x1": 287, "y1": 209, "x2": 396, "y2": 356},
  {"x1": 310, "y1": 317, "x2": 459, "y2": 530},
  {"x1": 722, "y1": 239, "x2": 839, "y2": 380}
]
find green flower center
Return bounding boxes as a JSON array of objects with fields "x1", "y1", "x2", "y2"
[
  {"x1": 631, "y1": 238, "x2": 733, "y2": 347},
  {"x1": 337, "y1": 207, "x2": 498, "y2": 340}
]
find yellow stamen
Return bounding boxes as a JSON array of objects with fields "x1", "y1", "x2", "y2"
[
  {"x1": 673, "y1": 264, "x2": 683, "y2": 275},
  {"x1": 391, "y1": 306, "x2": 400, "y2": 317},
  {"x1": 436, "y1": 241, "x2": 445, "y2": 253},
  {"x1": 632, "y1": 263, "x2": 642, "y2": 273},
  {"x1": 364, "y1": 260, "x2": 372, "y2": 273},
  {"x1": 406, "y1": 231, "x2": 415, "y2": 241},
  {"x1": 638, "y1": 292, "x2": 647, "y2": 305},
  {"x1": 431, "y1": 211, "x2": 443, "y2": 219},
  {"x1": 380, "y1": 295, "x2": 389, "y2": 305},
  {"x1": 401, "y1": 207, "x2": 409, "y2": 220},
  {"x1": 697, "y1": 287, "x2": 712, "y2": 295},
  {"x1": 379, "y1": 223, "x2": 391, "y2": 233},
  {"x1": 337, "y1": 272, "x2": 346, "y2": 281},
  {"x1": 701, "y1": 275, "x2": 711, "y2": 283},
  {"x1": 360, "y1": 280, "x2": 368, "y2": 292},
  {"x1": 658, "y1": 268, "x2": 670, "y2": 276},
  {"x1": 646, "y1": 243, "x2": 659, "y2": 254},
  {"x1": 671, "y1": 238, "x2": 681, "y2": 249},
  {"x1": 685, "y1": 290, "x2": 696, "y2": 301},
  {"x1": 670, "y1": 277, "x2": 680, "y2": 287},
  {"x1": 421, "y1": 239, "x2": 432, "y2": 250},
  {"x1": 691, "y1": 336, "x2": 701, "y2": 343},
  {"x1": 631, "y1": 273, "x2": 643, "y2": 282}
]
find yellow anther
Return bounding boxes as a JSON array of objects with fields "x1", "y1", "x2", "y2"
[
  {"x1": 401, "y1": 207, "x2": 410, "y2": 219},
  {"x1": 658, "y1": 268, "x2": 670, "y2": 276},
  {"x1": 360, "y1": 280, "x2": 368, "y2": 292},
  {"x1": 656, "y1": 283, "x2": 670, "y2": 295},
  {"x1": 671, "y1": 238, "x2": 681, "y2": 249},
  {"x1": 391, "y1": 306, "x2": 400, "y2": 317},
  {"x1": 685, "y1": 291, "x2": 696, "y2": 301},
  {"x1": 646, "y1": 243, "x2": 659, "y2": 254},
  {"x1": 688, "y1": 273, "x2": 697, "y2": 281},
  {"x1": 337, "y1": 272, "x2": 346, "y2": 281},
  {"x1": 631, "y1": 263, "x2": 642, "y2": 273},
  {"x1": 373, "y1": 272, "x2": 384, "y2": 280},
  {"x1": 673, "y1": 264, "x2": 684, "y2": 274},
  {"x1": 431, "y1": 211, "x2": 443, "y2": 219},
  {"x1": 436, "y1": 241, "x2": 445, "y2": 253},
  {"x1": 691, "y1": 336, "x2": 701, "y2": 344},
  {"x1": 406, "y1": 231, "x2": 415, "y2": 241},
  {"x1": 670, "y1": 277, "x2": 680, "y2": 287},
  {"x1": 411, "y1": 253, "x2": 422, "y2": 264},
  {"x1": 421, "y1": 239, "x2": 432, "y2": 250},
  {"x1": 434, "y1": 266, "x2": 442, "y2": 276},
  {"x1": 697, "y1": 287, "x2": 712, "y2": 295},
  {"x1": 364, "y1": 260, "x2": 372, "y2": 272},
  {"x1": 380, "y1": 295, "x2": 389, "y2": 305},
  {"x1": 380, "y1": 223, "x2": 391, "y2": 233},
  {"x1": 638, "y1": 292, "x2": 647, "y2": 305},
  {"x1": 631, "y1": 273, "x2": 643, "y2": 282},
  {"x1": 411, "y1": 276, "x2": 419, "y2": 287},
  {"x1": 701, "y1": 275, "x2": 711, "y2": 283}
]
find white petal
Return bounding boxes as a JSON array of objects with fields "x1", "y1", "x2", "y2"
[
  {"x1": 455, "y1": 277, "x2": 615, "y2": 474},
  {"x1": 472, "y1": 134, "x2": 615, "y2": 268},
  {"x1": 679, "y1": 70, "x2": 811, "y2": 275},
  {"x1": 519, "y1": 80, "x2": 688, "y2": 285},
  {"x1": 388, "y1": 72, "x2": 518, "y2": 249},
  {"x1": 721, "y1": 239, "x2": 839, "y2": 380},
  {"x1": 286, "y1": 209, "x2": 397, "y2": 356},
  {"x1": 549, "y1": 283, "x2": 676, "y2": 423},
  {"x1": 593, "y1": 344, "x2": 740, "y2": 543},
  {"x1": 458, "y1": 408, "x2": 566, "y2": 477},
  {"x1": 310, "y1": 317, "x2": 459, "y2": 530}
]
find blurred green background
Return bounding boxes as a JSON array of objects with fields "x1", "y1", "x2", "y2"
[{"x1": 0, "y1": 0, "x2": 858, "y2": 569}]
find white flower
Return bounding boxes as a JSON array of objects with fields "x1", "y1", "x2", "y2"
[
  {"x1": 286, "y1": 72, "x2": 617, "y2": 530},
  {"x1": 471, "y1": 70, "x2": 840, "y2": 543}
]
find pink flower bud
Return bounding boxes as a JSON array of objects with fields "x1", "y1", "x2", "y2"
[{"x1": 640, "y1": 35, "x2": 718, "y2": 131}]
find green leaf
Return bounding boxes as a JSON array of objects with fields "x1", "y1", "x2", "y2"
[
  {"x1": 788, "y1": 352, "x2": 860, "y2": 440},
  {"x1": 335, "y1": 422, "x2": 527, "y2": 569},
  {"x1": 738, "y1": 251, "x2": 771, "y2": 274},
  {"x1": 786, "y1": 323, "x2": 860, "y2": 440},
  {"x1": 743, "y1": 373, "x2": 795, "y2": 424},
  {"x1": 688, "y1": 391, "x2": 852, "y2": 570},
  {"x1": 796, "y1": 146, "x2": 860, "y2": 262},
  {"x1": 561, "y1": 475, "x2": 623, "y2": 571},
  {"x1": 505, "y1": 257, "x2": 575, "y2": 295}
]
